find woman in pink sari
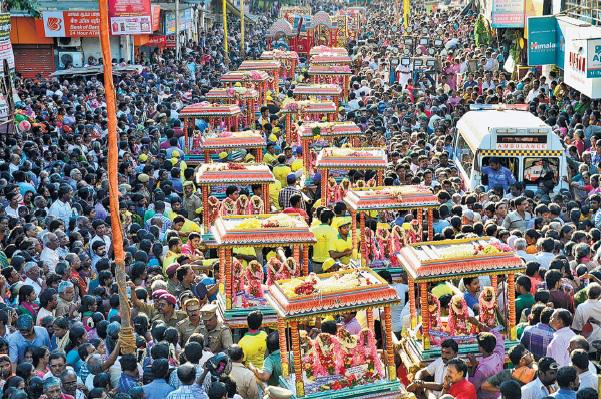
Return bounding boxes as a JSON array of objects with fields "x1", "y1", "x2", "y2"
[{"x1": 443, "y1": 59, "x2": 460, "y2": 91}]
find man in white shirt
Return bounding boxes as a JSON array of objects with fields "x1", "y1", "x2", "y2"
[
  {"x1": 408, "y1": 339, "x2": 458, "y2": 398},
  {"x1": 36, "y1": 289, "x2": 57, "y2": 326},
  {"x1": 521, "y1": 357, "x2": 559, "y2": 399},
  {"x1": 570, "y1": 349, "x2": 597, "y2": 390},
  {"x1": 535, "y1": 237, "x2": 556, "y2": 270},
  {"x1": 572, "y1": 283, "x2": 601, "y2": 334},
  {"x1": 40, "y1": 232, "x2": 61, "y2": 274},
  {"x1": 23, "y1": 262, "x2": 42, "y2": 296},
  {"x1": 547, "y1": 309, "x2": 576, "y2": 367},
  {"x1": 48, "y1": 185, "x2": 75, "y2": 228}
]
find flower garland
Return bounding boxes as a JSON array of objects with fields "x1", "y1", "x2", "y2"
[
  {"x1": 231, "y1": 257, "x2": 245, "y2": 293},
  {"x1": 245, "y1": 260, "x2": 264, "y2": 298},
  {"x1": 312, "y1": 333, "x2": 346, "y2": 377},
  {"x1": 236, "y1": 195, "x2": 250, "y2": 215},
  {"x1": 448, "y1": 294, "x2": 476, "y2": 336},
  {"x1": 336, "y1": 329, "x2": 358, "y2": 369},
  {"x1": 249, "y1": 195, "x2": 263, "y2": 215},
  {"x1": 353, "y1": 329, "x2": 384, "y2": 378},
  {"x1": 338, "y1": 178, "x2": 351, "y2": 201},
  {"x1": 479, "y1": 287, "x2": 497, "y2": 328},
  {"x1": 220, "y1": 197, "x2": 236, "y2": 217},
  {"x1": 207, "y1": 196, "x2": 221, "y2": 226}
]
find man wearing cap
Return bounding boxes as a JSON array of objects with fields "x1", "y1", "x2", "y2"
[
  {"x1": 176, "y1": 298, "x2": 203, "y2": 346},
  {"x1": 8, "y1": 314, "x2": 51, "y2": 368},
  {"x1": 273, "y1": 155, "x2": 292, "y2": 187},
  {"x1": 263, "y1": 143, "x2": 278, "y2": 166},
  {"x1": 328, "y1": 217, "x2": 353, "y2": 265},
  {"x1": 130, "y1": 282, "x2": 187, "y2": 327},
  {"x1": 199, "y1": 303, "x2": 233, "y2": 353},
  {"x1": 278, "y1": 173, "x2": 305, "y2": 210},
  {"x1": 165, "y1": 263, "x2": 183, "y2": 297}
]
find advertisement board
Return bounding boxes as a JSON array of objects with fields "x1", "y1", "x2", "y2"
[
  {"x1": 43, "y1": 11, "x2": 100, "y2": 38},
  {"x1": 109, "y1": 0, "x2": 150, "y2": 17},
  {"x1": 491, "y1": 0, "x2": 525, "y2": 28},
  {"x1": 588, "y1": 38, "x2": 601, "y2": 78},
  {"x1": 109, "y1": 0, "x2": 152, "y2": 35},
  {"x1": 0, "y1": 13, "x2": 15, "y2": 72},
  {"x1": 527, "y1": 16, "x2": 557, "y2": 65}
]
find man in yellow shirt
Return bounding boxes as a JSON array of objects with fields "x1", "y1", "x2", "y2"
[
  {"x1": 163, "y1": 237, "x2": 183, "y2": 274},
  {"x1": 273, "y1": 155, "x2": 292, "y2": 187},
  {"x1": 329, "y1": 217, "x2": 353, "y2": 265},
  {"x1": 263, "y1": 143, "x2": 278, "y2": 166},
  {"x1": 238, "y1": 310, "x2": 268, "y2": 368},
  {"x1": 309, "y1": 208, "x2": 336, "y2": 273}
]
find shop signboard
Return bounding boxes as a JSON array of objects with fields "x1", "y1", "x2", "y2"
[
  {"x1": 109, "y1": 0, "x2": 152, "y2": 35},
  {"x1": 527, "y1": 16, "x2": 557, "y2": 65},
  {"x1": 491, "y1": 0, "x2": 525, "y2": 28},
  {"x1": 587, "y1": 38, "x2": 601, "y2": 78},
  {"x1": 43, "y1": 11, "x2": 100, "y2": 38},
  {"x1": 0, "y1": 13, "x2": 15, "y2": 72}
]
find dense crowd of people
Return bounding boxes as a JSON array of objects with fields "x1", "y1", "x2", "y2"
[{"x1": 1, "y1": 0, "x2": 601, "y2": 399}]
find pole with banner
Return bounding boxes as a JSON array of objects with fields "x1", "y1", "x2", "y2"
[
  {"x1": 240, "y1": 0, "x2": 245, "y2": 58},
  {"x1": 175, "y1": 0, "x2": 180, "y2": 59},
  {"x1": 403, "y1": 0, "x2": 410, "y2": 29},
  {"x1": 98, "y1": 0, "x2": 136, "y2": 355},
  {"x1": 222, "y1": 0, "x2": 228, "y2": 62}
]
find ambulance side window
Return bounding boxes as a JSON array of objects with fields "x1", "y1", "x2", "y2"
[{"x1": 455, "y1": 134, "x2": 474, "y2": 174}]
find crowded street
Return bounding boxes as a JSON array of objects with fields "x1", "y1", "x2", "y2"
[{"x1": 1, "y1": 0, "x2": 601, "y2": 398}]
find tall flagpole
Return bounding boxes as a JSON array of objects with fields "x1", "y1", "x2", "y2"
[
  {"x1": 223, "y1": 0, "x2": 229, "y2": 65},
  {"x1": 240, "y1": 0, "x2": 245, "y2": 59},
  {"x1": 98, "y1": 0, "x2": 135, "y2": 354}
]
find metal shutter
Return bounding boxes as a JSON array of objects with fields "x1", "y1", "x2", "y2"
[{"x1": 13, "y1": 45, "x2": 55, "y2": 79}]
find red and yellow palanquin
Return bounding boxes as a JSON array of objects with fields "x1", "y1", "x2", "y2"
[
  {"x1": 205, "y1": 87, "x2": 259, "y2": 127},
  {"x1": 336, "y1": 7, "x2": 367, "y2": 41},
  {"x1": 212, "y1": 213, "x2": 316, "y2": 328},
  {"x1": 315, "y1": 148, "x2": 388, "y2": 206},
  {"x1": 280, "y1": 100, "x2": 338, "y2": 144},
  {"x1": 343, "y1": 186, "x2": 439, "y2": 268},
  {"x1": 292, "y1": 84, "x2": 343, "y2": 108},
  {"x1": 181, "y1": 104, "x2": 243, "y2": 158},
  {"x1": 220, "y1": 71, "x2": 271, "y2": 105},
  {"x1": 396, "y1": 237, "x2": 525, "y2": 372},
  {"x1": 266, "y1": 268, "x2": 402, "y2": 399},
  {"x1": 260, "y1": 50, "x2": 299, "y2": 80},
  {"x1": 238, "y1": 60, "x2": 282, "y2": 93},
  {"x1": 195, "y1": 163, "x2": 275, "y2": 232},
  {"x1": 193, "y1": 130, "x2": 265, "y2": 163},
  {"x1": 307, "y1": 65, "x2": 352, "y2": 100},
  {"x1": 299, "y1": 122, "x2": 362, "y2": 173},
  {"x1": 279, "y1": 5, "x2": 312, "y2": 19}
]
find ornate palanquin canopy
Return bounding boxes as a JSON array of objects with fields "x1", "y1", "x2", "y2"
[
  {"x1": 315, "y1": 147, "x2": 388, "y2": 170},
  {"x1": 267, "y1": 268, "x2": 399, "y2": 320},
  {"x1": 299, "y1": 122, "x2": 361, "y2": 139},
  {"x1": 397, "y1": 237, "x2": 525, "y2": 282},
  {"x1": 199, "y1": 131, "x2": 264, "y2": 150},
  {"x1": 238, "y1": 60, "x2": 282, "y2": 71},
  {"x1": 308, "y1": 65, "x2": 353, "y2": 76},
  {"x1": 343, "y1": 186, "x2": 439, "y2": 212},
  {"x1": 260, "y1": 49, "x2": 300, "y2": 60},
  {"x1": 309, "y1": 46, "x2": 349, "y2": 56},
  {"x1": 211, "y1": 214, "x2": 316, "y2": 247},
  {"x1": 310, "y1": 54, "x2": 353, "y2": 65},
  {"x1": 280, "y1": 99, "x2": 338, "y2": 114},
  {"x1": 220, "y1": 70, "x2": 270, "y2": 83},
  {"x1": 206, "y1": 87, "x2": 259, "y2": 100},
  {"x1": 195, "y1": 163, "x2": 275, "y2": 186},
  {"x1": 180, "y1": 103, "x2": 242, "y2": 118},
  {"x1": 293, "y1": 84, "x2": 342, "y2": 97}
]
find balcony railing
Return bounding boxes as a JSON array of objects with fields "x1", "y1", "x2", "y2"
[{"x1": 564, "y1": 0, "x2": 601, "y2": 25}]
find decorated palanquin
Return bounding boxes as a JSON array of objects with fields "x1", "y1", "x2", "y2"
[
  {"x1": 280, "y1": 99, "x2": 338, "y2": 144},
  {"x1": 238, "y1": 60, "x2": 282, "y2": 93},
  {"x1": 220, "y1": 71, "x2": 271, "y2": 105},
  {"x1": 310, "y1": 53, "x2": 353, "y2": 66},
  {"x1": 335, "y1": 7, "x2": 367, "y2": 42},
  {"x1": 212, "y1": 214, "x2": 316, "y2": 328},
  {"x1": 292, "y1": 84, "x2": 343, "y2": 108},
  {"x1": 343, "y1": 186, "x2": 439, "y2": 270},
  {"x1": 205, "y1": 87, "x2": 259, "y2": 128},
  {"x1": 260, "y1": 50, "x2": 299, "y2": 80},
  {"x1": 180, "y1": 103, "x2": 243, "y2": 164},
  {"x1": 309, "y1": 46, "x2": 349, "y2": 59},
  {"x1": 396, "y1": 237, "x2": 525, "y2": 373},
  {"x1": 191, "y1": 130, "x2": 265, "y2": 163},
  {"x1": 266, "y1": 268, "x2": 402, "y2": 399},
  {"x1": 307, "y1": 65, "x2": 352, "y2": 100},
  {"x1": 315, "y1": 148, "x2": 388, "y2": 206},
  {"x1": 195, "y1": 163, "x2": 275, "y2": 232},
  {"x1": 299, "y1": 122, "x2": 362, "y2": 173}
]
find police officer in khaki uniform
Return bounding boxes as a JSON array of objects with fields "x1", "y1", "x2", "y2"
[
  {"x1": 199, "y1": 303, "x2": 233, "y2": 353},
  {"x1": 129, "y1": 282, "x2": 187, "y2": 328},
  {"x1": 176, "y1": 298, "x2": 203, "y2": 346}
]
